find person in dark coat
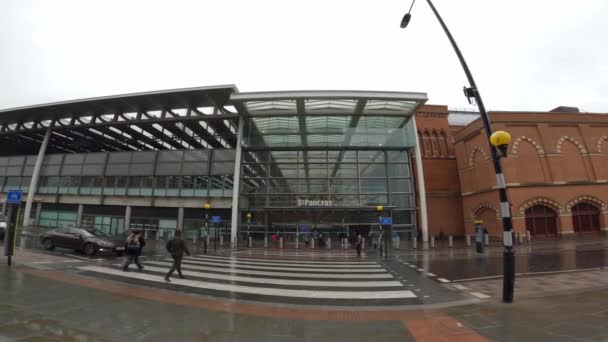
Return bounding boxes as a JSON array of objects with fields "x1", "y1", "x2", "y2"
[
  {"x1": 165, "y1": 230, "x2": 190, "y2": 282},
  {"x1": 122, "y1": 231, "x2": 145, "y2": 271},
  {"x1": 355, "y1": 234, "x2": 363, "y2": 257}
]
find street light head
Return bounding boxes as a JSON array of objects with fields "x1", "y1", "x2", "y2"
[
  {"x1": 203, "y1": 203, "x2": 211, "y2": 210},
  {"x1": 400, "y1": 13, "x2": 412, "y2": 28},
  {"x1": 490, "y1": 131, "x2": 512, "y2": 157},
  {"x1": 376, "y1": 205, "x2": 384, "y2": 212}
]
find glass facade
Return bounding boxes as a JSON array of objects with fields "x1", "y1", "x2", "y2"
[
  {"x1": 235, "y1": 94, "x2": 422, "y2": 241},
  {"x1": 242, "y1": 150, "x2": 412, "y2": 210}
]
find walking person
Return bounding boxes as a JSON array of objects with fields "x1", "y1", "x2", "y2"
[
  {"x1": 123, "y1": 230, "x2": 145, "y2": 271},
  {"x1": 165, "y1": 230, "x2": 190, "y2": 282},
  {"x1": 355, "y1": 234, "x2": 363, "y2": 257}
]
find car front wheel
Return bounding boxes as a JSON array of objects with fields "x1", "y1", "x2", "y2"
[
  {"x1": 83, "y1": 243, "x2": 96, "y2": 257},
  {"x1": 43, "y1": 238, "x2": 55, "y2": 251}
]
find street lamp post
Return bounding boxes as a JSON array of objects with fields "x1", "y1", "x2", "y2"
[{"x1": 401, "y1": 0, "x2": 515, "y2": 303}]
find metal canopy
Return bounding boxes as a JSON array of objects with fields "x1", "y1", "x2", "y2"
[{"x1": 0, "y1": 85, "x2": 240, "y2": 155}]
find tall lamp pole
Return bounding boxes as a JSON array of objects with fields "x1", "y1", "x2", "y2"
[{"x1": 401, "y1": 0, "x2": 515, "y2": 303}]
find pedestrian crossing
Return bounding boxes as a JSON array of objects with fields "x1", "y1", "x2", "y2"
[
  {"x1": 77, "y1": 254, "x2": 418, "y2": 306},
  {"x1": 228, "y1": 249, "x2": 369, "y2": 258}
]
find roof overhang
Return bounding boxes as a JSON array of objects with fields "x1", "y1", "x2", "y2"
[
  {"x1": 0, "y1": 85, "x2": 238, "y2": 124},
  {"x1": 231, "y1": 90, "x2": 427, "y2": 117}
]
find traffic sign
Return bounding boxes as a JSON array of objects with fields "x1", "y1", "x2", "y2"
[
  {"x1": 6, "y1": 190, "x2": 22, "y2": 204},
  {"x1": 211, "y1": 216, "x2": 221, "y2": 223},
  {"x1": 380, "y1": 217, "x2": 392, "y2": 225},
  {"x1": 300, "y1": 224, "x2": 308, "y2": 232}
]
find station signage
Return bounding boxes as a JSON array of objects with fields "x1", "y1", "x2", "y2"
[{"x1": 297, "y1": 199, "x2": 335, "y2": 207}]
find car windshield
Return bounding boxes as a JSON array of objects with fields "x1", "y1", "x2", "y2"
[
  {"x1": 87, "y1": 230, "x2": 111, "y2": 237},
  {"x1": 78, "y1": 229, "x2": 95, "y2": 237}
]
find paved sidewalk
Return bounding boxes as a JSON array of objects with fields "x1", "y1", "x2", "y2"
[
  {"x1": 1, "y1": 249, "x2": 607, "y2": 341},
  {"x1": 443, "y1": 285, "x2": 608, "y2": 341},
  {"x1": 455, "y1": 268, "x2": 608, "y2": 299}
]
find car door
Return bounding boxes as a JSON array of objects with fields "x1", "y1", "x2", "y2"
[
  {"x1": 48, "y1": 228, "x2": 68, "y2": 248},
  {"x1": 64, "y1": 228, "x2": 83, "y2": 250}
]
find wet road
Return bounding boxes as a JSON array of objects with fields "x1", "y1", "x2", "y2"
[{"x1": 405, "y1": 247, "x2": 608, "y2": 281}]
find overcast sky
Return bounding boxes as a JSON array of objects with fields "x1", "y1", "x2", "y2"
[{"x1": 1, "y1": 0, "x2": 607, "y2": 112}]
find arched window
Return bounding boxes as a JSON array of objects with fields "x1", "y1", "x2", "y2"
[
  {"x1": 525, "y1": 205, "x2": 557, "y2": 237},
  {"x1": 572, "y1": 203, "x2": 600, "y2": 233}
]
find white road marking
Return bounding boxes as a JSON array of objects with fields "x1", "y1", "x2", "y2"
[
  {"x1": 126, "y1": 265, "x2": 403, "y2": 288},
  {"x1": 437, "y1": 278, "x2": 451, "y2": 283},
  {"x1": 78, "y1": 265, "x2": 416, "y2": 299},
  {"x1": 426, "y1": 273, "x2": 436, "y2": 277},
  {"x1": 186, "y1": 256, "x2": 381, "y2": 268},
  {"x1": 230, "y1": 250, "x2": 368, "y2": 258},
  {"x1": 172, "y1": 259, "x2": 385, "y2": 273},
  {"x1": 61, "y1": 254, "x2": 91, "y2": 261},
  {"x1": 192, "y1": 254, "x2": 377, "y2": 265},
  {"x1": 470, "y1": 292, "x2": 490, "y2": 299},
  {"x1": 30, "y1": 260, "x2": 84, "y2": 264},
  {"x1": 143, "y1": 261, "x2": 394, "y2": 279},
  {"x1": 416, "y1": 268, "x2": 425, "y2": 272},
  {"x1": 452, "y1": 284, "x2": 469, "y2": 290}
]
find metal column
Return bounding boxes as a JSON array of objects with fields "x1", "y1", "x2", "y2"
[
  {"x1": 23, "y1": 128, "x2": 51, "y2": 227},
  {"x1": 76, "y1": 204, "x2": 84, "y2": 227},
  {"x1": 34, "y1": 202, "x2": 42, "y2": 226},
  {"x1": 177, "y1": 207, "x2": 184, "y2": 231},
  {"x1": 412, "y1": 118, "x2": 429, "y2": 243},
  {"x1": 124, "y1": 206, "x2": 132, "y2": 231},
  {"x1": 230, "y1": 116, "x2": 245, "y2": 248}
]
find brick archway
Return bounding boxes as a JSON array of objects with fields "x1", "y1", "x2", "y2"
[
  {"x1": 565, "y1": 195, "x2": 606, "y2": 213},
  {"x1": 471, "y1": 202, "x2": 501, "y2": 236},
  {"x1": 519, "y1": 197, "x2": 562, "y2": 215},
  {"x1": 468, "y1": 146, "x2": 489, "y2": 167},
  {"x1": 556, "y1": 136, "x2": 588, "y2": 154},
  {"x1": 512, "y1": 136, "x2": 545, "y2": 155},
  {"x1": 471, "y1": 202, "x2": 500, "y2": 219}
]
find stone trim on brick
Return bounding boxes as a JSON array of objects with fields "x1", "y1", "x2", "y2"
[
  {"x1": 597, "y1": 135, "x2": 608, "y2": 153},
  {"x1": 556, "y1": 135, "x2": 588, "y2": 154},
  {"x1": 519, "y1": 197, "x2": 563, "y2": 215},
  {"x1": 468, "y1": 146, "x2": 489, "y2": 167},
  {"x1": 511, "y1": 135, "x2": 545, "y2": 155},
  {"x1": 471, "y1": 201, "x2": 500, "y2": 219},
  {"x1": 565, "y1": 195, "x2": 607, "y2": 213}
]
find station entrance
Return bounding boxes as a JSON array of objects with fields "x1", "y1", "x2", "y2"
[{"x1": 238, "y1": 208, "x2": 415, "y2": 248}]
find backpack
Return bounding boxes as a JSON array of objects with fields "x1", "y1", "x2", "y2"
[{"x1": 127, "y1": 237, "x2": 140, "y2": 253}]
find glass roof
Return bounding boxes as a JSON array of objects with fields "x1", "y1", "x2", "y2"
[{"x1": 231, "y1": 90, "x2": 427, "y2": 149}]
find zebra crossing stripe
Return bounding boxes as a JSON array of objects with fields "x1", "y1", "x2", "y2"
[
  {"x1": 230, "y1": 250, "x2": 367, "y2": 258},
  {"x1": 185, "y1": 256, "x2": 382, "y2": 269},
  {"x1": 170, "y1": 259, "x2": 386, "y2": 273},
  {"x1": 144, "y1": 261, "x2": 394, "y2": 279},
  {"x1": 78, "y1": 265, "x2": 416, "y2": 299},
  {"x1": 121, "y1": 265, "x2": 403, "y2": 288},
  {"x1": 193, "y1": 254, "x2": 377, "y2": 265}
]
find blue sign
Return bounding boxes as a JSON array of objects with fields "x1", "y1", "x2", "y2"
[
  {"x1": 211, "y1": 216, "x2": 221, "y2": 223},
  {"x1": 380, "y1": 217, "x2": 392, "y2": 225},
  {"x1": 300, "y1": 224, "x2": 308, "y2": 232},
  {"x1": 6, "y1": 190, "x2": 22, "y2": 204}
]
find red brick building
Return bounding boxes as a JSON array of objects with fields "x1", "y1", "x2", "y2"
[{"x1": 415, "y1": 105, "x2": 608, "y2": 239}]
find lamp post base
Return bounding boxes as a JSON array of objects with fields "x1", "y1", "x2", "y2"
[{"x1": 502, "y1": 249, "x2": 515, "y2": 303}]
